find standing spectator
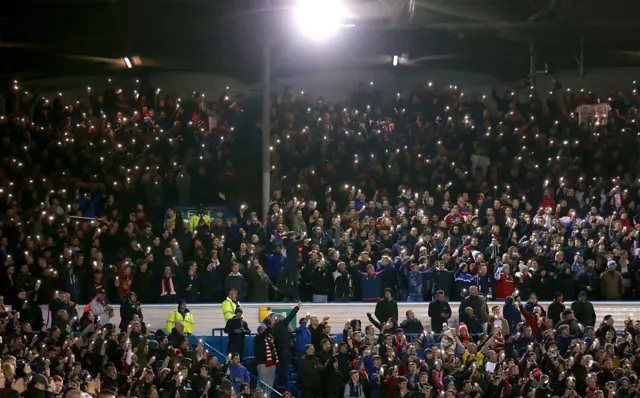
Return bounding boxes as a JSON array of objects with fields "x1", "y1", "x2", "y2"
[
  {"x1": 458, "y1": 286, "x2": 485, "y2": 324},
  {"x1": 254, "y1": 324, "x2": 279, "y2": 389},
  {"x1": 295, "y1": 316, "x2": 312, "y2": 355},
  {"x1": 266, "y1": 244, "x2": 286, "y2": 283},
  {"x1": 494, "y1": 264, "x2": 515, "y2": 299},
  {"x1": 344, "y1": 370, "x2": 365, "y2": 398},
  {"x1": 130, "y1": 261, "x2": 155, "y2": 304},
  {"x1": 428, "y1": 290, "x2": 452, "y2": 333},
  {"x1": 332, "y1": 261, "x2": 354, "y2": 302},
  {"x1": 547, "y1": 292, "x2": 566, "y2": 327},
  {"x1": 571, "y1": 291, "x2": 597, "y2": 327},
  {"x1": 374, "y1": 288, "x2": 398, "y2": 325},
  {"x1": 299, "y1": 344, "x2": 324, "y2": 398},
  {"x1": 158, "y1": 266, "x2": 179, "y2": 303},
  {"x1": 601, "y1": 260, "x2": 623, "y2": 299},
  {"x1": 88, "y1": 288, "x2": 113, "y2": 327},
  {"x1": 224, "y1": 307, "x2": 250, "y2": 359},
  {"x1": 181, "y1": 263, "x2": 201, "y2": 302},
  {"x1": 270, "y1": 302, "x2": 301, "y2": 391},
  {"x1": 165, "y1": 299, "x2": 194, "y2": 334},
  {"x1": 222, "y1": 288, "x2": 241, "y2": 323},
  {"x1": 309, "y1": 258, "x2": 331, "y2": 303},
  {"x1": 119, "y1": 292, "x2": 143, "y2": 332},
  {"x1": 224, "y1": 263, "x2": 247, "y2": 301},
  {"x1": 247, "y1": 261, "x2": 278, "y2": 302},
  {"x1": 517, "y1": 295, "x2": 548, "y2": 339},
  {"x1": 224, "y1": 353, "x2": 250, "y2": 393}
]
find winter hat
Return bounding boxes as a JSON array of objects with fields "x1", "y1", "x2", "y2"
[
  {"x1": 462, "y1": 246, "x2": 470, "y2": 252},
  {"x1": 299, "y1": 318, "x2": 306, "y2": 325},
  {"x1": 532, "y1": 368, "x2": 543, "y2": 380},
  {"x1": 607, "y1": 259, "x2": 617, "y2": 268},
  {"x1": 458, "y1": 322, "x2": 468, "y2": 334}
]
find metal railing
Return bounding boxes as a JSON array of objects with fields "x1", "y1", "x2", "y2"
[{"x1": 201, "y1": 341, "x2": 282, "y2": 398}]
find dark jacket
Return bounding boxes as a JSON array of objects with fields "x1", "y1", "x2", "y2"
[
  {"x1": 428, "y1": 299, "x2": 452, "y2": 332},
  {"x1": 253, "y1": 326, "x2": 278, "y2": 365},
  {"x1": 399, "y1": 318, "x2": 424, "y2": 335},
  {"x1": 273, "y1": 306, "x2": 300, "y2": 355},
  {"x1": 300, "y1": 354, "x2": 325, "y2": 390},
  {"x1": 375, "y1": 298, "x2": 398, "y2": 324},
  {"x1": 546, "y1": 301, "x2": 565, "y2": 327},
  {"x1": 571, "y1": 300, "x2": 596, "y2": 327},
  {"x1": 131, "y1": 269, "x2": 156, "y2": 303},
  {"x1": 119, "y1": 299, "x2": 143, "y2": 330}
]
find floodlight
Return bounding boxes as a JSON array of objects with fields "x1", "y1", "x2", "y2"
[
  {"x1": 295, "y1": 0, "x2": 347, "y2": 40},
  {"x1": 393, "y1": 55, "x2": 399, "y2": 66},
  {"x1": 123, "y1": 57, "x2": 132, "y2": 69}
]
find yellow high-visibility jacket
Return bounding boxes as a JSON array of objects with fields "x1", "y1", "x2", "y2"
[
  {"x1": 166, "y1": 308, "x2": 195, "y2": 334},
  {"x1": 189, "y1": 213, "x2": 211, "y2": 232},
  {"x1": 221, "y1": 297, "x2": 241, "y2": 322}
]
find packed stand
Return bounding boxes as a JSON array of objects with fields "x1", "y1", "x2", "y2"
[
  {"x1": 2, "y1": 76, "x2": 640, "y2": 396},
  {"x1": 278, "y1": 289, "x2": 640, "y2": 398}
]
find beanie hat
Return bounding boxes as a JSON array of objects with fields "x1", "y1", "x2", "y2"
[
  {"x1": 607, "y1": 259, "x2": 617, "y2": 268},
  {"x1": 459, "y1": 322, "x2": 468, "y2": 334}
]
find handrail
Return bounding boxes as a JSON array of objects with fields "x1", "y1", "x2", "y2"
[{"x1": 202, "y1": 341, "x2": 282, "y2": 398}]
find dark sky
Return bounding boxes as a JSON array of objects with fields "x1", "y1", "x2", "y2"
[{"x1": 3, "y1": 0, "x2": 640, "y2": 83}]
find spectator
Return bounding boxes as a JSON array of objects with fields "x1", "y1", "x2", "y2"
[
  {"x1": 247, "y1": 260, "x2": 278, "y2": 302},
  {"x1": 88, "y1": 288, "x2": 113, "y2": 327},
  {"x1": 224, "y1": 263, "x2": 247, "y2": 301},
  {"x1": 222, "y1": 288, "x2": 242, "y2": 323},
  {"x1": 546, "y1": 292, "x2": 565, "y2": 327},
  {"x1": 224, "y1": 353, "x2": 250, "y2": 393},
  {"x1": 295, "y1": 315, "x2": 312, "y2": 356},
  {"x1": 270, "y1": 302, "x2": 301, "y2": 390},
  {"x1": 600, "y1": 260, "x2": 623, "y2": 299},
  {"x1": 224, "y1": 307, "x2": 250, "y2": 359},
  {"x1": 299, "y1": 344, "x2": 324, "y2": 398},
  {"x1": 166, "y1": 299, "x2": 194, "y2": 334},
  {"x1": 399, "y1": 310, "x2": 424, "y2": 335},
  {"x1": 254, "y1": 324, "x2": 278, "y2": 389},
  {"x1": 428, "y1": 290, "x2": 452, "y2": 333},
  {"x1": 344, "y1": 370, "x2": 365, "y2": 398},
  {"x1": 571, "y1": 290, "x2": 597, "y2": 327},
  {"x1": 374, "y1": 288, "x2": 398, "y2": 325},
  {"x1": 118, "y1": 291, "x2": 143, "y2": 332}
]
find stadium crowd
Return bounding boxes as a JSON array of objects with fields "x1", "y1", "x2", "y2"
[{"x1": 0, "y1": 74, "x2": 640, "y2": 397}]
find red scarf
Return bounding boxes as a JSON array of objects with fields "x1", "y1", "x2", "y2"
[
  {"x1": 264, "y1": 336, "x2": 280, "y2": 367},
  {"x1": 161, "y1": 276, "x2": 176, "y2": 296}
]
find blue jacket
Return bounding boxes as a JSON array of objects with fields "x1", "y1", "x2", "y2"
[
  {"x1": 405, "y1": 270, "x2": 426, "y2": 296},
  {"x1": 296, "y1": 322, "x2": 311, "y2": 352},
  {"x1": 503, "y1": 297, "x2": 522, "y2": 330},
  {"x1": 226, "y1": 363, "x2": 250, "y2": 392},
  {"x1": 360, "y1": 271, "x2": 386, "y2": 300},
  {"x1": 266, "y1": 252, "x2": 286, "y2": 281},
  {"x1": 556, "y1": 335, "x2": 576, "y2": 356}
]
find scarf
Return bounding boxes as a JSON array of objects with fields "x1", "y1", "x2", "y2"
[
  {"x1": 161, "y1": 276, "x2": 176, "y2": 296},
  {"x1": 264, "y1": 336, "x2": 280, "y2": 367}
]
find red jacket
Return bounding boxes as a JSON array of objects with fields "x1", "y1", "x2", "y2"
[
  {"x1": 519, "y1": 305, "x2": 548, "y2": 338},
  {"x1": 495, "y1": 273, "x2": 515, "y2": 299}
]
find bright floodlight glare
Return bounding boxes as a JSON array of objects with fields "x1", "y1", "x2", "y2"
[
  {"x1": 123, "y1": 57, "x2": 132, "y2": 69},
  {"x1": 295, "y1": 0, "x2": 346, "y2": 40},
  {"x1": 392, "y1": 55, "x2": 399, "y2": 66}
]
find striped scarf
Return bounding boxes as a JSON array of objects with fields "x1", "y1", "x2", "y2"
[{"x1": 264, "y1": 336, "x2": 280, "y2": 367}]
